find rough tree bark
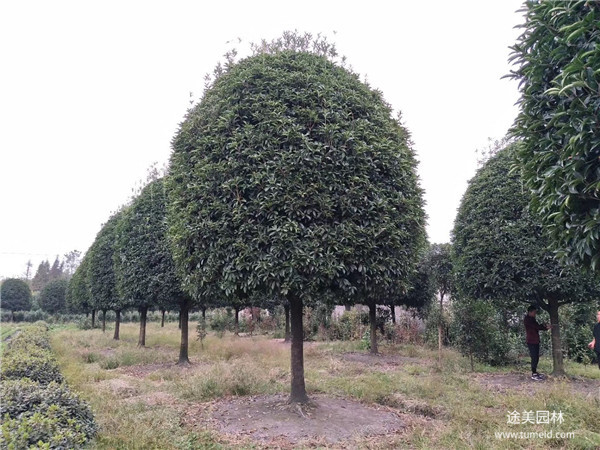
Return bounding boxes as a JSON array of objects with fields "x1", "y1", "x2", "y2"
[
  {"x1": 369, "y1": 301, "x2": 378, "y2": 355},
  {"x1": 101, "y1": 310, "x2": 107, "y2": 333},
  {"x1": 113, "y1": 310, "x2": 121, "y2": 340},
  {"x1": 138, "y1": 306, "x2": 148, "y2": 347},
  {"x1": 178, "y1": 311, "x2": 181, "y2": 330},
  {"x1": 160, "y1": 309, "x2": 165, "y2": 328},
  {"x1": 177, "y1": 301, "x2": 190, "y2": 365},
  {"x1": 202, "y1": 306, "x2": 206, "y2": 321},
  {"x1": 91, "y1": 310, "x2": 96, "y2": 328},
  {"x1": 547, "y1": 297, "x2": 565, "y2": 376},
  {"x1": 284, "y1": 303, "x2": 291, "y2": 342},
  {"x1": 289, "y1": 295, "x2": 309, "y2": 403}
]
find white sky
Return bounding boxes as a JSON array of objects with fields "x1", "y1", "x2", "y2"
[{"x1": 0, "y1": 0, "x2": 524, "y2": 280}]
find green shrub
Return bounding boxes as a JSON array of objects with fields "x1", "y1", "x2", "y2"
[
  {"x1": 0, "y1": 379, "x2": 97, "y2": 439},
  {"x1": 9, "y1": 326, "x2": 51, "y2": 352},
  {"x1": 1, "y1": 408, "x2": 89, "y2": 449},
  {"x1": 1, "y1": 351, "x2": 64, "y2": 385}
]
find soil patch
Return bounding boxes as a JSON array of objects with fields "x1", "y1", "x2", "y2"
[
  {"x1": 208, "y1": 394, "x2": 404, "y2": 445},
  {"x1": 474, "y1": 372, "x2": 600, "y2": 399},
  {"x1": 339, "y1": 352, "x2": 429, "y2": 368}
]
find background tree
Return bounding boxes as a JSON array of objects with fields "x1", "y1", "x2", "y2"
[
  {"x1": 62, "y1": 250, "x2": 82, "y2": 278},
  {"x1": 31, "y1": 260, "x2": 50, "y2": 292},
  {"x1": 114, "y1": 178, "x2": 183, "y2": 347},
  {"x1": 38, "y1": 279, "x2": 68, "y2": 314},
  {"x1": 167, "y1": 34, "x2": 426, "y2": 403},
  {"x1": 88, "y1": 211, "x2": 124, "y2": 336},
  {"x1": 67, "y1": 255, "x2": 94, "y2": 324},
  {"x1": 1, "y1": 278, "x2": 32, "y2": 320},
  {"x1": 426, "y1": 243, "x2": 453, "y2": 364},
  {"x1": 452, "y1": 144, "x2": 600, "y2": 376},
  {"x1": 510, "y1": 0, "x2": 600, "y2": 271}
]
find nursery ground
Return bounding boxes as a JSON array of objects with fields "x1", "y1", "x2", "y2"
[{"x1": 50, "y1": 322, "x2": 600, "y2": 449}]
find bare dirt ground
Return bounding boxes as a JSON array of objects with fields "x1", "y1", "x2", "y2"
[
  {"x1": 203, "y1": 394, "x2": 410, "y2": 446},
  {"x1": 473, "y1": 372, "x2": 600, "y2": 399}
]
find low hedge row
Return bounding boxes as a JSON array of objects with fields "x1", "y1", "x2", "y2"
[{"x1": 0, "y1": 323, "x2": 97, "y2": 449}]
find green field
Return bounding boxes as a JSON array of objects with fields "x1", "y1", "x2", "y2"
[{"x1": 48, "y1": 322, "x2": 600, "y2": 449}]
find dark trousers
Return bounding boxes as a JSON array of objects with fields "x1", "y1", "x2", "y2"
[
  {"x1": 527, "y1": 343, "x2": 540, "y2": 374},
  {"x1": 596, "y1": 351, "x2": 600, "y2": 370}
]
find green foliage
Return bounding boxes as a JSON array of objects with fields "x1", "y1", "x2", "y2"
[
  {"x1": 67, "y1": 255, "x2": 92, "y2": 314},
  {"x1": 38, "y1": 279, "x2": 68, "y2": 314},
  {"x1": 0, "y1": 324, "x2": 97, "y2": 448},
  {"x1": 114, "y1": 178, "x2": 184, "y2": 312},
  {"x1": 1, "y1": 379, "x2": 97, "y2": 439},
  {"x1": 87, "y1": 211, "x2": 124, "y2": 312},
  {"x1": 1, "y1": 278, "x2": 32, "y2": 312},
  {"x1": 510, "y1": 1, "x2": 600, "y2": 271},
  {"x1": 450, "y1": 296, "x2": 521, "y2": 367},
  {"x1": 452, "y1": 144, "x2": 600, "y2": 306},
  {"x1": 167, "y1": 48, "x2": 426, "y2": 302},
  {"x1": 1, "y1": 347, "x2": 64, "y2": 386},
  {"x1": 426, "y1": 243, "x2": 453, "y2": 299}
]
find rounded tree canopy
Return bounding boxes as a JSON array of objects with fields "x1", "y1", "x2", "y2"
[
  {"x1": 168, "y1": 49, "x2": 426, "y2": 301},
  {"x1": 452, "y1": 144, "x2": 600, "y2": 304},
  {"x1": 510, "y1": 1, "x2": 600, "y2": 271},
  {"x1": 38, "y1": 279, "x2": 68, "y2": 314},
  {"x1": 114, "y1": 178, "x2": 184, "y2": 310},
  {"x1": 1, "y1": 278, "x2": 32, "y2": 312}
]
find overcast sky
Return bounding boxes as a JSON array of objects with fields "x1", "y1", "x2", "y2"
[{"x1": 0, "y1": 0, "x2": 525, "y2": 280}]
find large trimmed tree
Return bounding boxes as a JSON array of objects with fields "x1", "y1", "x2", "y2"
[
  {"x1": 1, "y1": 278, "x2": 32, "y2": 320},
  {"x1": 510, "y1": 1, "x2": 600, "y2": 271},
  {"x1": 114, "y1": 178, "x2": 190, "y2": 352},
  {"x1": 452, "y1": 144, "x2": 600, "y2": 376},
  {"x1": 167, "y1": 45, "x2": 425, "y2": 403}
]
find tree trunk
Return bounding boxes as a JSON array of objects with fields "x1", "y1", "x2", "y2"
[
  {"x1": 91, "y1": 309, "x2": 96, "y2": 328},
  {"x1": 369, "y1": 301, "x2": 378, "y2": 355},
  {"x1": 438, "y1": 293, "x2": 444, "y2": 365},
  {"x1": 390, "y1": 304, "x2": 396, "y2": 324},
  {"x1": 289, "y1": 295, "x2": 309, "y2": 403},
  {"x1": 160, "y1": 309, "x2": 165, "y2": 328},
  {"x1": 547, "y1": 297, "x2": 565, "y2": 376},
  {"x1": 138, "y1": 306, "x2": 148, "y2": 347},
  {"x1": 113, "y1": 310, "x2": 121, "y2": 340},
  {"x1": 102, "y1": 310, "x2": 106, "y2": 333},
  {"x1": 177, "y1": 301, "x2": 190, "y2": 365},
  {"x1": 284, "y1": 304, "x2": 291, "y2": 342},
  {"x1": 202, "y1": 306, "x2": 206, "y2": 321},
  {"x1": 11, "y1": 310, "x2": 14, "y2": 322},
  {"x1": 345, "y1": 305, "x2": 351, "y2": 312},
  {"x1": 234, "y1": 306, "x2": 240, "y2": 336},
  {"x1": 178, "y1": 311, "x2": 181, "y2": 330}
]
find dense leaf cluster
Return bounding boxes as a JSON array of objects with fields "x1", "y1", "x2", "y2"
[
  {"x1": 452, "y1": 144, "x2": 599, "y2": 305},
  {"x1": 168, "y1": 50, "x2": 426, "y2": 301},
  {"x1": 1, "y1": 278, "x2": 32, "y2": 313},
  {"x1": 38, "y1": 279, "x2": 68, "y2": 314},
  {"x1": 0, "y1": 323, "x2": 97, "y2": 448},
  {"x1": 510, "y1": 0, "x2": 600, "y2": 270},
  {"x1": 114, "y1": 178, "x2": 184, "y2": 311}
]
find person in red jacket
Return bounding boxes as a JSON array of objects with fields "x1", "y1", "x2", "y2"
[{"x1": 524, "y1": 305, "x2": 550, "y2": 380}]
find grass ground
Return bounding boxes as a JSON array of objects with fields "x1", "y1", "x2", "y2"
[{"x1": 50, "y1": 322, "x2": 600, "y2": 449}]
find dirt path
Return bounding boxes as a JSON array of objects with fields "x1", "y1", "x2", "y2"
[{"x1": 473, "y1": 372, "x2": 600, "y2": 399}]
